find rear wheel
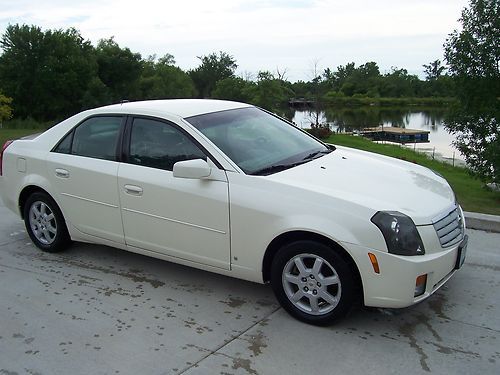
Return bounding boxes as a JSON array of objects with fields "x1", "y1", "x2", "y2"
[
  {"x1": 24, "y1": 192, "x2": 71, "y2": 252},
  {"x1": 271, "y1": 240, "x2": 356, "y2": 325}
]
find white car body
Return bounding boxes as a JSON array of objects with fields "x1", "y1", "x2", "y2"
[{"x1": 0, "y1": 99, "x2": 466, "y2": 315}]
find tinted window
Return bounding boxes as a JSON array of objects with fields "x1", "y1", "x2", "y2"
[
  {"x1": 128, "y1": 118, "x2": 206, "y2": 171},
  {"x1": 70, "y1": 117, "x2": 123, "y2": 161},
  {"x1": 53, "y1": 130, "x2": 73, "y2": 154}
]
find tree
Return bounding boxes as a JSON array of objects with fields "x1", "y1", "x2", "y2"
[
  {"x1": 332, "y1": 62, "x2": 356, "y2": 91},
  {"x1": 158, "y1": 53, "x2": 176, "y2": 66},
  {"x1": 0, "y1": 24, "x2": 97, "y2": 120},
  {"x1": 0, "y1": 91, "x2": 13, "y2": 125},
  {"x1": 139, "y1": 56, "x2": 196, "y2": 99},
  {"x1": 250, "y1": 71, "x2": 291, "y2": 111},
  {"x1": 212, "y1": 77, "x2": 255, "y2": 103},
  {"x1": 380, "y1": 67, "x2": 419, "y2": 97},
  {"x1": 444, "y1": 0, "x2": 499, "y2": 182},
  {"x1": 189, "y1": 51, "x2": 237, "y2": 98},
  {"x1": 95, "y1": 37, "x2": 143, "y2": 102},
  {"x1": 423, "y1": 60, "x2": 446, "y2": 80}
]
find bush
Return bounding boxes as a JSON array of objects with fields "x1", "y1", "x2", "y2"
[{"x1": 306, "y1": 123, "x2": 332, "y2": 139}]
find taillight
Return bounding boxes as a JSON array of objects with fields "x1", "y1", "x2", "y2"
[{"x1": 0, "y1": 140, "x2": 14, "y2": 176}]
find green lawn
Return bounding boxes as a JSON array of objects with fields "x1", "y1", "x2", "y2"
[
  {"x1": 2, "y1": 128, "x2": 498, "y2": 215},
  {"x1": 326, "y1": 134, "x2": 500, "y2": 215},
  {"x1": 0, "y1": 128, "x2": 43, "y2": 147}
]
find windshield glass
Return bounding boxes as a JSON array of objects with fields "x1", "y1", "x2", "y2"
[{"x1": 185, "y1": 107, "x2": 331, "y2": 175}]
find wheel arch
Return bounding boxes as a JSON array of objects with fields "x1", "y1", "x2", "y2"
[
  {"x1": 262, "y1": 230, "x2": 364, "y2": 298},
  {"x1": 18, "y1": 185, "x2": 52, "y2": 220}
]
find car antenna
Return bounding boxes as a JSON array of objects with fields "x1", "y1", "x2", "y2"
[{"x1": 120, "y1": 100, "x2": 130, "y2": 105}]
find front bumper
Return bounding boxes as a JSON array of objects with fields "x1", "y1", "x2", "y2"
[{"x1": 342, "y1": 235, "x2": 467, "y2": 308}]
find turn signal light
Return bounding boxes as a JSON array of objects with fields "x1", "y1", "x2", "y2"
[
  {"x1": 368, "y1": 252, "x2": 380, "y2": 274},
  {"x1": 415, "y1": 274, "x2": 427, "y2": 297}
]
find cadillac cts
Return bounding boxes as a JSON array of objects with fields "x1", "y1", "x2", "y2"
[{"x1": 0, "y1": 100, "x2": 468, "y2": 324}]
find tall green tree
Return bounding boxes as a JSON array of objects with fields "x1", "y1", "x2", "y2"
[
  {"x1": 379, "y1": 68, "x2": 419, "y2": 98},
  {"x1": 95, "y1": 37, "x2": 143, "y2": 102},
  {"x1": 139, "y1": 55, "x2": 196, "y2": 99},
  {"x1": 212, "y1": 77, "x2": 255, "y2": 103},
  {"x1": 444, "y1": 0, "x2": 499, "y2": 182},
  {"x1": 0, "y1": 24, "x2": 97, "y2": 120},
  {"x1": 251, "y1": 71, "x2": 292, "y2": 111},
  {"x1": 189, "y1": 51, "x2": 237, "y2": 98}
]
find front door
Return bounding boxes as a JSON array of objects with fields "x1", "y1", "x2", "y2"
[{"x1": 118, "y1": 117, "x2": 230, "y2": 269}]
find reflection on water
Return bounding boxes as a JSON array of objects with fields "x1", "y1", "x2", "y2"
[{"x1": 279, "y1": 107, "x2": 463, "y2": 162}]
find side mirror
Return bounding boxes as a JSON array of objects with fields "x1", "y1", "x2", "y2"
[{"x1": 173, "y1": 159, "x2": 211, "y2": 179}]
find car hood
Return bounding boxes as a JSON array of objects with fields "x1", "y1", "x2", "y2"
[{"x1": 267, "y1": 146, "x2": 455, "y2": 225}]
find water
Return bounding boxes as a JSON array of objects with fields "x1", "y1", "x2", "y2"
[{"x1": 285, "y1": 107, "x2": 464, "y2": 163}]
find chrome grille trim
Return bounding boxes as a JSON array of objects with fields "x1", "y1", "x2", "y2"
[{"x1": 433, "y1": 205, "x2": 464, "y2": 247}]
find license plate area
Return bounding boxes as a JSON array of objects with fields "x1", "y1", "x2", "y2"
[{"x1": 455, "y1": 235, "x2": 468, "y2": 270}]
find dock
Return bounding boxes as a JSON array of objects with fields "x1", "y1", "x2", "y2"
[
  {"x1": 289, "y1": 98, "x2": 315, "y2": 107},
  {"x1": 360, "y1": 126, "x2": 430, "y2": 144}
]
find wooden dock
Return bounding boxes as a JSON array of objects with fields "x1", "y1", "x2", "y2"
[
  {"x1": 360, "y1": 127, "x2": 430, "y2": 144},
  {"x1": 289, "y1": 98, "x2": 315, "y2": 107}
]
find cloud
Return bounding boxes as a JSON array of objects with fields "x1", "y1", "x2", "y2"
[{"x1": 0, "y1": 0, "x2": 469, "y2": 80}]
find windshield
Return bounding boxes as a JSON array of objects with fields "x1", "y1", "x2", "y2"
[{"x1": 185, "y1": 107, "x2": 332, "y2": 175}]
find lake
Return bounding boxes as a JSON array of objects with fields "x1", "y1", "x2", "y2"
[{"x1": 281, "y1": 107, "x2": 464, "y2": 163}]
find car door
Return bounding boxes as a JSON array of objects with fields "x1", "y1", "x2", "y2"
[
  {"x1": 118, "y1": 117, "x2": 231, "y2": 269},
  {"x1": 46, "y1": 116, "x2": 125, "y2": 244}
]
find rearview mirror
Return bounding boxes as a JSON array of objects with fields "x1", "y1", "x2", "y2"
[{"x1": 173, "y1": 159, "x2": 211, "y2": 179}]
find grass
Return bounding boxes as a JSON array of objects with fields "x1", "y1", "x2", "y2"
[
  {"x1": 326, "y1": 134, "x2": 500, "y2": 215},
  {"x1": 0, "y1": 128, "x2": 45, "y2": 146},
  {"x1": 0, "y1": 118, "x2": 54, "y2": 145},
  {"x1": 1, "y1": 125, "x2": 498, "y2": 215}
]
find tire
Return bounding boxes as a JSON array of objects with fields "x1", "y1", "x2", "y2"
[
  {"x1": 271, "y1": 240, "x2": 356, "y2": 325},
  {"x1": 23, "y1": 191, "x2": 71, "y2": 253}
]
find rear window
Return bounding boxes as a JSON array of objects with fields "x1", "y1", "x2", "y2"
[{"x1": 53, "y1": 117, "x2": 123, "y2": 161}]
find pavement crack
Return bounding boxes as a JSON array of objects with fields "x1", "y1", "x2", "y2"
[
  {"x1": 442, "y1": 318, "x2": 500, "y2": 333},
  {"x1": 177, "y1": 306, "x2": 281, "y2": 375}
]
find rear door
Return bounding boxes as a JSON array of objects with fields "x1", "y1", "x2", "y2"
[
  {"x1": 46, "y1": 116, "x2": 125, "y2": 244},
  {"x1": 117, "y1": 117, "x2": 231, "y2": 269}
]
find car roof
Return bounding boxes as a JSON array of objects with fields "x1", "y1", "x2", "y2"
[{"x1": 96, "y1": 99, "x2": 252, "y2": 118}]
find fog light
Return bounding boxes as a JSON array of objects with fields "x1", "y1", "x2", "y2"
[{"x1": 414, "y1": 274, "x2": 427, "y2": 297}]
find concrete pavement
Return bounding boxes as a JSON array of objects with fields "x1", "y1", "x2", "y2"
[{"x1": 0, "y1": 202, "x2": 499, "y2": 375}]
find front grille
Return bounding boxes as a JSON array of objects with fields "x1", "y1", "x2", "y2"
[{"x1": 433, "y1": 206, "x2": 465, "y2": 247}]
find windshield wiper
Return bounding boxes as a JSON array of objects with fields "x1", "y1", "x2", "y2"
[
  {"x1": 251, "y1": 160, "x2": 308, "y2": 176},
  {"x1": 302, "y1": 149, "x2": 332, "y2": 161},
  {"x1": 252, "y1": 149, "x2": 333, "y2": 176}
]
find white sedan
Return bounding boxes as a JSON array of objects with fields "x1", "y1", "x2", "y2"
[{"x1": 0, "y1": 99, "x2": 467, "y2": 325}]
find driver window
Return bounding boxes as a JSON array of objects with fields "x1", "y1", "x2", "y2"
[{"x1": 128, "y1": 118, "x2": 206, "y2": 171}]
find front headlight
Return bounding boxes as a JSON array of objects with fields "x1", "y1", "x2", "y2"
[{"x1": 371, "y1": 211, "x2": 425, "y2": 256}]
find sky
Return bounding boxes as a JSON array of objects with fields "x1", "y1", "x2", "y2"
[{"x1": 0, "y1": 0, "x2": 470, "y2": 81}]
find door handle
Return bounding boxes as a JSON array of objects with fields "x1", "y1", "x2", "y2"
[
  {"x1": 124, "y1": 184, "x2": 143, "y2": 196},
  {"x1": 55, "y1": 168, "x2": 69, "y2": 178}
]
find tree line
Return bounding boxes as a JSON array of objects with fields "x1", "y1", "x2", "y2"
[
  {"x1": 0, "y1": 24, "x2": 455, "y2": 123},
  {"x1": 0, "y1": 0, "x2": 497, "y2": 183}
]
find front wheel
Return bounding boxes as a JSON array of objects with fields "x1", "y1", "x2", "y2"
[
  {"x1": 271, "y1": 240, "x2": 356, "y2": 325},
  {"x1": 24, "y1": 192, "x2": 71, "y2": 253}
]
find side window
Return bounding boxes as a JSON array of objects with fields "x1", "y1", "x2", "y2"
[
  {"x1": 128, "y1": 118, "x2": 206, "y2": 171},
  {"x1": 71, "y1": 117, "x2": 123, "y2": 161},
  {"x1": 53, "y1": 131, "x2": 73, "y2": 154}
]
